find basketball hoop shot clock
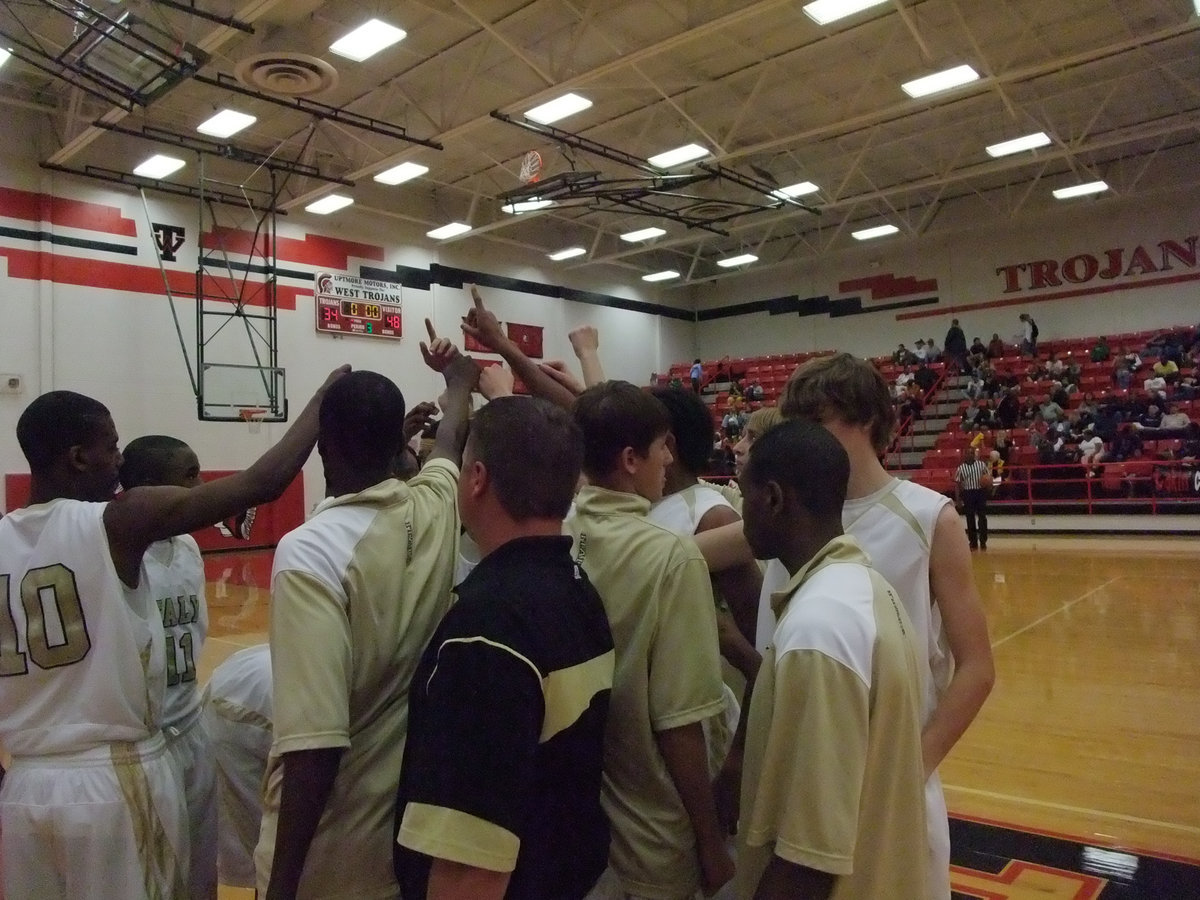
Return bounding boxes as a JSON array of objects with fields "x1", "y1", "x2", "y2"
[{"x1": 314, "y1": 272, "x2": 403, "y2": 340}]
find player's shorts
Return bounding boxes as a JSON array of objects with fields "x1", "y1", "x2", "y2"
[
  {"x1": 166, "y1": 705, "x2": 218, "y2": 900},
  {"x1": 0, "y1": 732, "x2": 188, "y2": 900},
  {"x1": 927, "y1": 770, "x2": 952, "y2": 900},
  {"x1": 204, "y1": 694, "x2": 271, "y2": 888}
]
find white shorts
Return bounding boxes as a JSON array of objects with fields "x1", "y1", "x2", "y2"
[
  {"x1": 166, "y1": 707, "x2": 218, "y2": 900},
  {"x1": 0, "y1": 733, "x2": 188, "y2": 900},
  {"x1": 204, "y1": 695, "x2": 271, "y2": 889},
  {"x1": 927, "y1": 771, "x2": 952, "y2": 900}
]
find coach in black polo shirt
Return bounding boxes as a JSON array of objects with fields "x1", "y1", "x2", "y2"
[{"x1": 395, "y1": 396, "x2": 615, "y2": 900}]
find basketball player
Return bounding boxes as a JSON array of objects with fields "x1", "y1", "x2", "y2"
[
  {"x1": 735, "y1": 421, "x2": 928, "y2": 899},
  {"x1": 204, "y1": 643, "x2": 272, "y2": 890},
  {"x1": 566, "y1": 381, "x2": 732, "y2": 900},
  {"x1": 119, "y1": 435, "x2": 218, "y2": 900},
  {"x1": 257, "y1": 327, "x2": 478, "y2": 900},
  {"x1": 695, "y1": 354, "x2": 994, "y2": 899},
  {"x1": 394, "y1": 397, "x2": 614, "y2": 900},
  {"x1": 0, "y1": 367, "x2": 346, "y2": 900}
]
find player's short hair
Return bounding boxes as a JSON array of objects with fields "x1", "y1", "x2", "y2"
[
  {"x1": 573, "y1": 381, "x2": 670, "y2": 479},
  {"x1": 16, "y1": 391, "x2": 112, "y2": 474},
  {"x1": 469, "y1": 396, "x2": 583, "y2": 520},
  {"x1": 742, "y1": 420, "x2": 849, "y2": 520},
  {"x1": 649, "y1": 386, "x2": 714, "y2": 474},
  {"x1": 319, "y1": 371, "x2": 406, "y2": 471},
  {"x1": 120, "y1": 435, "x2": 191, "y2": 488},
  {"x1": 780, "y1": 353, "x2": 896, "y2": 453}
]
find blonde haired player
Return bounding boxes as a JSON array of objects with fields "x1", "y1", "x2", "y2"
[
  {"x1": 0, "y1": 370, "x2": 345, "y2": 900},
  {"x1": 696, "y1": 353, "x2": 994, "y2": 900},
  {"x1": 120, "y1": 435, "x2": 219, "y2": 899}
]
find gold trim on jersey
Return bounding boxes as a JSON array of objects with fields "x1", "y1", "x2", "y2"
[
  {"x1": 399, "y1": 801, "x2": 520, "y2": 872},
  {"x1": 111, "y1": 742, "x2": 187, "y2": 900}
]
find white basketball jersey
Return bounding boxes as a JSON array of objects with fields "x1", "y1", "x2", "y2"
[
  {"x1": 755, "y1": 478, "x2": 950, "y2": 721},
  {"x1": 0, "y1": 499, "x2": 165, "y2": 756},
  {"x1": 140, "y1": 535, "x2": 207, "y2": 727},
  {"x1": 648, "y1": 483, "x2": 732, "y2": 535}
]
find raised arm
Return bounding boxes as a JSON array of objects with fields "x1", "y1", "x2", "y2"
[
  {"x1": 421, "y1": 318, "x2": 480, "y2": 466},
  {"x1": 568, "y1": 326, "x2": 606, "y2": 388},
  {"x1": 460, "y1": 286, "x2": 577, "y2": 409},
  {"x1": 924, "y1": 504, "x2": 995, "y2": 775},
  {"x1": 104, "y1": 365, "x2": 349, "y2": 585}
]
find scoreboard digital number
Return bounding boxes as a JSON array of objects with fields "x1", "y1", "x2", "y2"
[{"x1": 314, "y1": 272, "x2": 403, "y2": 340}]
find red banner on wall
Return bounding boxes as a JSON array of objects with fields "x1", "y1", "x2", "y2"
[{"x1": 506, "y1": 322, "x2": 544, "y2": 358}]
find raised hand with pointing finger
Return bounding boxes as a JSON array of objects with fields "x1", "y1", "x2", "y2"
[{"x1": 459, "y1": 285, "x2": 577, "y2": 410}]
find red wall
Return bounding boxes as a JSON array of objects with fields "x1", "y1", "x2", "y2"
[{"x1": 3, "y1": 471, "x2": 305, "y2": 552}]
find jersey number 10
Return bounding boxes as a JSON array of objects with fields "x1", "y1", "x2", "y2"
[{"x1": 0, "y1": 565, "x2": 92, "y2": 674}]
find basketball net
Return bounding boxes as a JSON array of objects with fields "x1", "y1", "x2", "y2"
[
  {"x1": 239, "y1": 407, "x2": 267, "y2": 434},
  {"x1": 518, "y1": 150, "x2": 542, "y2": 185}
]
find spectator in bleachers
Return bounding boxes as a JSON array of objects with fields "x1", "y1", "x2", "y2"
[
  {"x1": 746, "y1": 380, "x2": 764, "y2": 402},
  {"x1": 1039, "y1": 394, "x2": 1065, "y2": 424},
  {"x1": 1135, "y1": 404, "x2": 1163, "y2": 430},
  {"x1": 1044, "y1": 353, "x2": 1065, "y2": 379},
  {"x1": 893, "y1": 343, "x2": 917, "y2": 366},
  {"x1": 913, "y1": 361, "x2": 938, "y2": 394},
  {"x1": 1112, "y1": 363, "x2": 1134, "y2": 390},
  {"x1": 945, "y1": 318, "x2": 968, "y2": 370},
  {"x1": 968, "y1": 336, "x2": 988, "y2": 368},
  {"x1": 1143, "y1": 374, "x2": 1168, "y2": 400},
  {"x1": 899, "y1": 383, "x2": 924, "y2": 426},
  {"x1": 987, "y1": 333, "x2": 1006, "y2": 359},
  {"x1": 996, "y1": 387, "x2": 1021, "y2": 430},
  {"x1": 963, "y1": 372, "x2": 985, "y2": 402},
  {"x1": 1118, "y1": 345, "x2": 1142, "y2": 371},
  {"x1": 1099, "y1": 425, "x2": 1143, "y2": 464},
  {"x1": 1176, "y1": 373, "x2": 1198, "y2": 399},
  {"x1": 924, "y1": 338, "x2": 941, "y2": 362},
  {"x1": 914, "y1": 339, "x2": 929, "y2": 361},
  {"x1": 1062, "y1": 360, "x2": 1082, "y2": 391},
  {"x1": 1049, "y1": 381, "x2": 1071, "y2": 409},
  {"x1": 690, "y1": 358, "x2": 703, "y2": 393},
  {"x1": 722, "y1": 404, "x2": 746, "y2": 440},
  {"x1": 979, "y1": 363, "x2": 1002, "y2": 399},
  {"x1": 1080, "y1": 428, "x2": 1104, "y2": 472},
  {"x1": 1019, "y1": 313, "x2": 1039, "y2": 357},
  {"x1": 1076, "y1": 392, "x2": 1100, "y2": 428},
  {"x1": 894, "y1": 365, "x2": 915, "y2": 398},
  {"x1": 1090, "y1": 336, "x2": 1112, "y2": 363},
  {"x1": 1152, "y1": 356, "x2": 1180, "y2": 383}
]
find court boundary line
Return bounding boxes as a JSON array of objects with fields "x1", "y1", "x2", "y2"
[
  {"x1": 989, "y1": 576, "x2": 1120, "y2": 650},
  {"x1": 946, "y1": 792, "x2": 1200, "y2": 864}
]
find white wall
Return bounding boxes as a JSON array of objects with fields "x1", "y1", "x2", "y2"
[
  {"x1": 0, "y1": 122, "x2": 694, "y2": 510},
  {"x1": 691, "y1": 183, "x2": 1200, "y2": 361}
]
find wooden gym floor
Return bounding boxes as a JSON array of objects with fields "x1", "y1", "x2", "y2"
[{"x1": 202, "y1": 535, "x2": 1200, "y2": 900}]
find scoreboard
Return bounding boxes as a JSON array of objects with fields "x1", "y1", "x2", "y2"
[{"x1": 314, "y1": 272, "x2": 403, "y2": 340}]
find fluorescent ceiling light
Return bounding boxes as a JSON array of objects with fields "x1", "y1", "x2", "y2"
[
  {"x1": 196, "y1": 109, "x2": 256, "y2": 138},
  {"x1": 852, "y1": 224, "x2": 899, "y2": 240},
  {"x1": 717, "y1": 253, "x2": 758, "y2": 268},
  {"x1": 770, "y1": 181, "x2": 820, "y2": 200},
  {"x1": 305, "y1": 194, "x2": 354, "y2": 215},
  {"x1": 501, "y1": 199, "x2": 554, "y2": 214},
  {"x1": 901, "y1": 64, "x2": 980, "y2": 99},
  {"x1": 524, "y1": 92, "x2": 592, "y2": 125},
  {"x1": 985, "y1": 132, "x2": 1051, "y2": 157},
  {"x1": 427, "y1": 222, "x2": 471, "y2": 240},
  {"x1": 548, "y1": 247, "x2": 586, "y2": 261},
  {"x1": 642, "y1": 270, "x2": 679, "y2": 282},
  {"x1": 802, "y1": 0, "x2": 889, "y2": 26},
  {"x1": 620, "y1": 227, "x2": 667, "y2": 242},
  {"x1": 133, "y1": 154, "x2": 185, "y2": 179},
  {"x1": 0, "y1": 48, "x2": 10, "y2": 69},
  {"x1": 647, "y1": 144, "x2": 709, "y2": 169},
  {"x1": 374, "y1": 162, "x2": 428, "y2": 185},
  {"x1": 329, "y1": 19, "x2": 406, "y2": 62},
  {"x1": 1052, "y1": 181, "x2": 1108, "y2": 200}
]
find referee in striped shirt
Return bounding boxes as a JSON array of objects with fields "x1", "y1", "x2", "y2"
[{"x1": 955, "y1": 447, "x2": 991, "y2": 550}]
